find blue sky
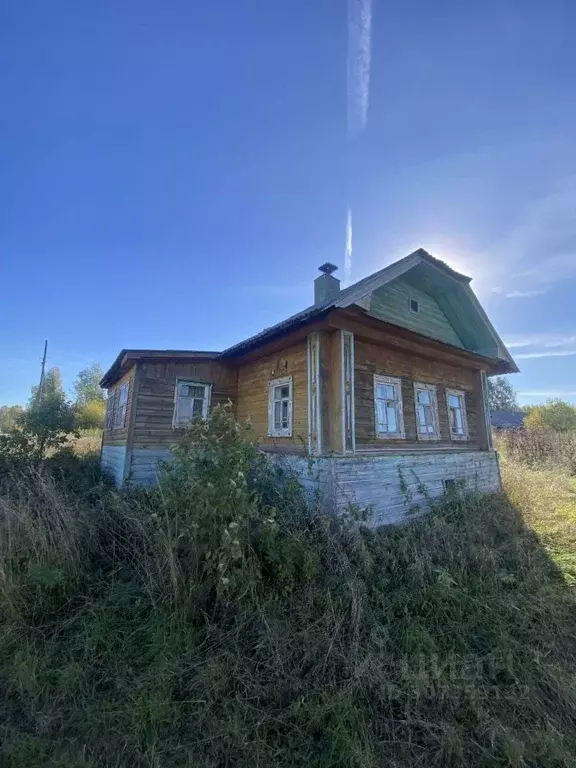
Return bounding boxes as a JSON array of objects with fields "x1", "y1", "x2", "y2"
[{"x1": 1, "y1": 0, "x2": 575, "y2": 405}]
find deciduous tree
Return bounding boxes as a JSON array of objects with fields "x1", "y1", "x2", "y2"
[{"x1": 487, "y1": 376, "x2": 518, "y2": 411}]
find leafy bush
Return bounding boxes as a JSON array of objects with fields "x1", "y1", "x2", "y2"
[
  {"x1": 524, "y1": 398, "x2": 576, "y2": 432},
  {"x1": 75, "y1": 399, "x2": 106, "y2": 429},
  {"x1": 1, "y1": 407, "x2": 576, "y2": 766}
]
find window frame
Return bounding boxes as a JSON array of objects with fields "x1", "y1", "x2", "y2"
[
  {"x1": 172, "y1": 380, "x2": 212, "y2": 428},
  {"x1": 105, "y1": 381, "x2": 130, "y2": 431},
  {"x1": 373, "y1": 374, "x2": 405, "y2": 440},
  {"x1": 446, "y1": 388, "x2": 468, "y2": 441},
  {"x1": 268, "y1": 375, "x2": 293, "y2": 438},
  {"x1": 409, "y1": 296, "x2": 420, "y2": 314},
  {"x1": 413, "y1": 381, "x2": 440, "y2": 440}
]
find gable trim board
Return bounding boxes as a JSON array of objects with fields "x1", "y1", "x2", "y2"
[{"x1": 307, "y1": 333, "x2": 322, "y2": 455}]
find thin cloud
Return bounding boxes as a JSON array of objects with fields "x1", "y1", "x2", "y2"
[
  {"x1": 505, "y1": 289, "x2": 547, "y2": 299},
  {"x1": 347, "y1": 0, "x2": 373, "y2": 135},
  {"x1": 344, "y1": 207, "x2": 353, "y2": 283},
  {"x1": 488, "y1": 176, "x2": 576, "y2": 289},
  {"x1": 514, "y1": 350, "x2": 576, "y2": 360},
  {"x1": 519, "y1": 390, "x2": 576, "y2": 397},
  {"x1": 504, "y1": 334, "x2": 576, "y2": 349}
]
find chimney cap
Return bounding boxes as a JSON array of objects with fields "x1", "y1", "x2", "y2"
[{"x1": 318, "y1": 262, "x2": 338, "y2": 276}]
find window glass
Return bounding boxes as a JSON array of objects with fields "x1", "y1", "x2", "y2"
[{"x1": 374, "y1": 376, "x2": 404, "y2": 438}]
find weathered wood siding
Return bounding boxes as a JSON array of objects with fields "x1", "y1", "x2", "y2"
[
  {"x1": 354, "y1": 338, "x2": 481, "y2": 449},
  {"x1": 132, "y1": 360, "x2": 237, "y2": 449},
  {"x1": 332, "y1": 451, "x2": 500, "y2": 525},
  {"x1": 102, "y1": 367, "x2": 136, "y2": 446},
  {"x1": 236, "y1": 341, "x2": 308, "y2": 452},
  {"x1": 369, "y1": 279, "x2": 464, "y2": 348},
  {"x1": 267, "y1": 451, "x2": 500, "y2": 526},
  {"x1": 101, "y1": 445, "x2": 127, "y2": 486}
]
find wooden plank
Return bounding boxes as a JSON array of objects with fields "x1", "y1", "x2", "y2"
[
  {"x1": 327, "y1": 330, "x2": 343, "y2": 453},
  {"x1": 369, "y1": 278, "x2": 464, "y2": 348},
  {"x1": 318, "y1": 330, "x2": 332, "y2": 455},
  {"x1": 236, "y1": 340, "x2": 308, "y2": 448},
  {"x1": 102, "y1": 366, "x2": 136, "y2": 447},
  {"x1": 131, "y1": 360, "x2": 237, "y2": 449},
  {"x1": 123, "y1": 362, "x2": 141, "y2": 483},
  {"x1": 328, "y1": 307, "x2": 502, "y2": 373},
  {"x1": 353, "y1": 337, "x2": 480, "y2": 450}
]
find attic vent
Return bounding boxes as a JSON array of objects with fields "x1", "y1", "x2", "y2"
[{"x1": 409, "y1": 297, "x2": 419, "y2": 314}]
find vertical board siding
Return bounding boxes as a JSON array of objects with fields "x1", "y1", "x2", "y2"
[
  {"x1": 369, "y1": 278, "x2": 464, "y2": 348},
  {"x1": 100, "y1": 445, "x2": 127, "y2": 486},
  {"x1": 342, "y1": 331, "x2": 355, "y2": 453},
  {"x1": 132, "y1": 360, "x2": 237, "y2": 449},
  {"x1": 236, "y1": 341, "x2": 308, "y2": 452},
  {"x1": 327, "y1": 331, "x2": 344, "y2": 453},
  {"x1": 307, "y1": 333, "x2": 321, "y2": 454},
  {"x1": 102, "y1": 367, "x2": 136, "y2": 447},
  {"x1": 354, "y1": 338, "x2": 481, "y2": 449}
]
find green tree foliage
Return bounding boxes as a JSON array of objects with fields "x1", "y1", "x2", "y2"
[
  {"x1": 524, "y1": 399, "x2": 576, "y2": 432},
  {"x1": 20, "y1": 392, "x2": 77, "y2": 458},
  {"x1": 0, "y1": 405, "x2": 23, "y2": 433},
  {"x1": 73, "y1": 363, "x2": 104, "y2": 406},
  {"x1": 29, "y1": 367, "x2": 65, "y2": 407},
  {"x1": 75, "y1": 399, "x2": 106, "y2": 430},
  {"x1": 487, "y1": 376, "x2": 519, "y2": 411}
]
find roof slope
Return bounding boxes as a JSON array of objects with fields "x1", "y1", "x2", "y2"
[
  {"x1": 101, "y1": 249, "x2": 518, "y2": 386},
  {"x1": 490, "y1": 411, "x2": 526, "y2": 429},
  {"x1": 221, "y1": 249, "x2": 518, "y2": 372}
]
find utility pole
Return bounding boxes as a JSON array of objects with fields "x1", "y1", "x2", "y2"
[{"x1": 38, "y1": 340, "x2": 48, "y2": 403}]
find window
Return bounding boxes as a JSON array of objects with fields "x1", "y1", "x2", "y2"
[
  {"x1": 409, "y1": 297, "x2": 419, "y2": 314},
  {"x1": 446, "y1": 388, "x2": 468, "y2": 440},
  {"x1": 374, "y1": 375, "x2": 405, "y2": 439},
  {"x1": 173, "y1": 381, "x2": 211, "y2": 427},
  {"x1": 414, "y1": 382, "x2": 440, "y2": 440},
  {"x1": 105, "y1": 381, "x2": 129, "y2": 430},
  {"x1": 268, "y1": 376, "x2": 293, "y2": 437}
]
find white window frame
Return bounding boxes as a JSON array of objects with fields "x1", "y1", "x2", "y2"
[
  {"x1": 446, "y1": 388, "x2": 468, "y2": 441},
  {"x1": 268, "y1": 376, "x2": 293, "y2": 437},
  {"x1": 172, "y1": 380, "x2": 212, "y2": 428},
  {"x1": 373, "y1": 375, "x2": 405, "y2": 439},
  {"x1": 413, "y1": 382, "x2": 440, "y2": 440}
]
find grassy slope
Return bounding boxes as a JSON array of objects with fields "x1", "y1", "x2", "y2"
[
  {"x1": 501, "y1": 458, "x2": 576, "y2": 585},
  {"x1": 1, "y1": 451, "x2": 576, "y2": 767}
]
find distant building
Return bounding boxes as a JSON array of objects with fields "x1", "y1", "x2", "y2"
[{"x1": 490, "y1": 410, "x2": 525, "y2": 429}]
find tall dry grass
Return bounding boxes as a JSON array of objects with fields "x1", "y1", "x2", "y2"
[
  {"x1": 1, "y1": 408, "x2": 576, "y2": 767},
  {"x1": 497, "y1": 428, "x2": 576, "y2": 475}
]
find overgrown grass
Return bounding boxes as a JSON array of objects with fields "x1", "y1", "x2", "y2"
[
  {"x1": 1, "y1": 409, "x2": 576, "y2": 767},
  {"x1": 497, "y1": 428, "x2": 576, "y2": 475}
]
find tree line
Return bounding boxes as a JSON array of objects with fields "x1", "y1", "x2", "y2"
[
  {"x1": 488, "y1": 376, "x2": 576, "y2": 431},
  {"x1": 0, "y1": 363, "x2": 105, "y2": 459}
]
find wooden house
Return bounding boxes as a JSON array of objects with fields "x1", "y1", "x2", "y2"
[{"x1": 100, "y1": 249, "x2": 517, "y2": 524}]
